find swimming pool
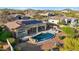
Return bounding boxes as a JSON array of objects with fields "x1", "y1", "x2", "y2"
[{"x1": 32, "y1": 33, "x2": 55, "y2": 42}]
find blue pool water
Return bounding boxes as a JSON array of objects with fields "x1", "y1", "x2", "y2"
[{"x1": 32, "y1": 33, "x2": 55, "y2": 42}]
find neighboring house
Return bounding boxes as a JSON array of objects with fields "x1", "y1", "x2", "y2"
[
  {"x1": 8, "y1": 14, "x2": 23, "y2": 20},
  {"x1": 39, "y1": 12, "x2": 49, "y2": 16},
  {"x1": 61, "y1": 9, "x2": 70, "y2": 13},
  {"x1": 48, "y1": 19, "x2": 59, "y2": 24},
  {"x1": 15, "y1": 15, "x2": 30, "y2": 20},
  {"x1": 48, "y1": 16, "x2": 60, "y2": 24},
  {"x1": 70, "y1": 18, "x2": 78, "y2": 27},
  {"x1": 61, "y1": 10, "x2": 69, "y2": 13},
  {"x1": 15, "y1": 15, "x2": 22, "y2": 19},
  {"x1": 63, "y1": 17, "x2": 78, "y2": 27},
  {"x1": 48, "y1": 15, "x2": 66, "y2": 24},
  {"x1": 48, "y1": 13, "x2": 55, "y2": 17},
  {"x1": 9, "y1": 14, "x2": 30, "y2": 20}
]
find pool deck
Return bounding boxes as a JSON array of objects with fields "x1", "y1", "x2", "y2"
[{"x1": 15, "y1": 31, "x2": 65, "y2": 51}]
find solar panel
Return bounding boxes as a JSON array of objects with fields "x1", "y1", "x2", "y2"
[{"x1": 22, "y1": 20, "x2": 43, "y2": 25}]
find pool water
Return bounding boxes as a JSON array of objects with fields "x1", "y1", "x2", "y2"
[{"x1": 32, "y1": 33, "x2": 55, "y2": 42}]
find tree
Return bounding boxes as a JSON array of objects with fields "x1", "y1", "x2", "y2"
[
  {"x1": 61, "y1": 38, "x2": 79, "y2": 51},
  {"x1": 0, "y1": 28, "x2": 12, "y2": 42}
]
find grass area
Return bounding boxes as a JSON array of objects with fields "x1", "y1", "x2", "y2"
[{"x1": 61, "y1": 26, "x2": 76, "y2": 37}]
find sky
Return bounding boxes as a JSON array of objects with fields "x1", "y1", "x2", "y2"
[
  {"x1": 0, "y1": 0, "x2": 79, "y2": 10},
  {"x1": 0, "y1": 0, "x2": 79, "y2": 7}
]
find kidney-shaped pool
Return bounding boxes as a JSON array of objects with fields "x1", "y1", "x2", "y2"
[{"x1": 32, "y1": 33, "x2": 55, "y2": 42}]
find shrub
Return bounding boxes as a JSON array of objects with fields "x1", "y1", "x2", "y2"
[
  {"x1": 61, "y1": 38, "x2": 79, "y2": 51},
  {"x1": 59, "y1": 36, "x2": 65, "y2": 40}
]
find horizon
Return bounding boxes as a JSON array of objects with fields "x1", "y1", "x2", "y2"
[{"x1": 0, "y1": 7, "x2": 79, "y2": 10}]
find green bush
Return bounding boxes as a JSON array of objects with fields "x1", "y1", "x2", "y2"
[
  {"x1": 61, "y1": 38, "x2": 79, "y2": 51},
  {"x1": 59, "y1": 36, "x2": 65, "y2": 40},
  {"x1": 0, "y1": 31, "x2": 12, "y2": 42}
]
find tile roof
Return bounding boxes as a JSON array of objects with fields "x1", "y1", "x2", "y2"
[
  {"x1": 5, "y1": 20, "x2": 43, "y2": 31},
  {"x1": 57, "y1": 32, "x2": 66, "y2": 36},
  {"x1": 53, "y1": 37, "x2": 64, "y2": 44},
  {"x1": 52, "y1": 32, "x2": 65, "y2": 44},
  {"x1": 5, "y1": 21, "x2": 21, "y2": 31},
  {"x1": 41, "y1": 40, "x2": 53, "y2": 50}
]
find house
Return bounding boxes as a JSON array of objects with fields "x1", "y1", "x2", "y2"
[
  {"x1": 39, "y1": 12, "x2": 49, "y2": 16},
  {"x1": 5, "y1": 21, "x2": 21, "y2": 32},
  {"x1": 48, "y1": 13, "x2": 55, "y2": 16},
  {"x1": 48, "y1": 14, "x2": 66, "y2": 24},
  {"x1": 4, "y1": 19, "x2": 66, "y2": 51},
  {"x1": 63, "y1": 17, "x2": 78, "y2": 26},
  {"x1": 48, "y1": 16, "x2": 61, "y2": 24},
  {"x1": 15, "y1": 15, "x2": 22, "y2": 19},
  {"x1": 70, "y1": 18, "x2": 78, "y2": 27},
  {"x1": 9, "y1": 14, "x2": 30, "y2": 20},
  {"x1": 5, "y1": 20, "x2": 57, "y2": 41},
  {"x1": 61, "y1": 9, "x2": 70, "y2": 13},
  {"x1": 48, "y1": 19, "x2": 59, "y2": 24}
]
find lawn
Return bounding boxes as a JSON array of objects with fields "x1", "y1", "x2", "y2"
[{"x1": 61, "y1": 26, "x2": 76, "y2": 37}]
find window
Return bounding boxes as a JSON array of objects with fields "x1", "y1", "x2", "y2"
[
  {"x1": 38, "y1": 26, "x2": 45, "y2": 32},
  {"x1": 46, "y1": 24, "x2": 52, "y2": 30},
  {"x1": 17, "y1": 28, "x2": 27, "y2": 38},
  {"x1": 52, "y1": 21, "x2": 54, "y2": 22},
  {"x1": 28, "y1": 27, "x2": 37, "y2": 35}
]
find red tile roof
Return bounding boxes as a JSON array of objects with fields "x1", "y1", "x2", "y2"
[
  {"x1": 41, "y1": 41, "x2": 53, "y2": 50},
  {"x1": 53, "y1": 37, "x2": 64, "y2": 44},
  {"x1": 5, "y1": 21, "x2": 21, "y2": 31},
  {"x1": 52, "y1": 32, "x2": 65, "y2": 44}
]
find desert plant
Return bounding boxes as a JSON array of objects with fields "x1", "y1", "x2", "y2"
[{"x1": 61, "y1": 38, "x2": 79, "y2": 51}]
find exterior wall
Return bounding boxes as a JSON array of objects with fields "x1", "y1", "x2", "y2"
[
  {"x1": 48, "y1": 19, "x2": 59, "y2": 24},
  {"x1": 15, "y1": 27, "x2": 27, "y2": 39},
  {"x1": 15, "y1": 23, "x2": 48, "y2": 41},
  {"x1": 14, "y1": 23, "x2": 58, "y2": 41}
]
